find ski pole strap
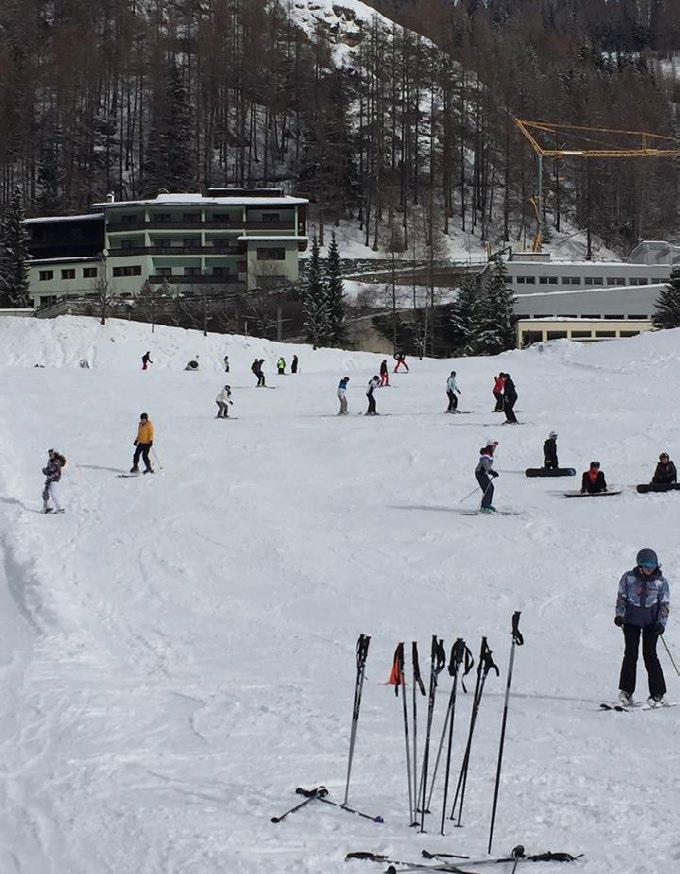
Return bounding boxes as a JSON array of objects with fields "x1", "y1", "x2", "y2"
[
  {"x1": 511, "y1": 611, "x2": 524, "y2": 646},
  {"x1": 412, "y1": 641, "x2": 426, "y2": 695},
  {"x1": 295, "y1": 785, "x2": 328, "y2": 798},
  {"x1": 480, "y1": 638, "x2": 500, "y2": 678},
  {"x1": 432, "y1": 635, "x2": 446, "y2": 678},
  {"x1": 388, "y1": 642, "x2": 405, "y2": 697}
]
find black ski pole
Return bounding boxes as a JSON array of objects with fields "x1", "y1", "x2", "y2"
[
  {"x1": 344, "y1": 633, "x2": 371, "y2": 807},
  {"x1": 440, "y1": 639, "x2": 474, "y2": 836},
  {"x1": 488, "y1": 612, "x2": 524, "y2": 854},
  {"x1": 661, "y1": 634, "x2": 680, "y2": 677},
  {"x1": 297, "y1": 787, "x2": 383, "y2": 822},
  {"x1": 419, "y1": 634, "x2": 446, "y2": 832},
  {"x1": 389, "y1": 642, "x2": 415, "y2": 824},
  {"x1": 412, "y1": 641, "x2": 426, "y2": 824},
  {"x1": 271, "y1": 786, "x2": 326, "y2": 822},
  {"x1": 449, "y1": 637, "x2": 499, "y2": 827}
]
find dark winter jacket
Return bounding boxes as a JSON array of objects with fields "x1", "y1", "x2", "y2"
[
  {"x1": 503, "y1": 377, "x2": 517, "y2": 403},
  {"x1": 380, "y1": 360, "x2": 388, "y2": 375},
  {"x1": 42, "y1": 458, "x2": 63, "y2": 483},
  {"x1": 616, "y1": 566, "x2": 670, "y2": 629},
  {"x1": 652, "y1": 461, "x2": 677, "y2": 485},
  {"x1": 581, "y1": 470, "x2": 607, "y2": 493},
  {"x1": 544, "y1": 438, "x2": 558, "y2": 468}
]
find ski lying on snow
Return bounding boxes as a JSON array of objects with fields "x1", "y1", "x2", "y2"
[
  {"x1": 525, "y1": 468, "x2": 576, "y2": 478},
  {"x1": 600, "y1": 700, "x2": 677, "y2": 712},
  {"x1": 562, "y1": 490, "x2": 622, "y2": 498},
  {"x1": 460, "y1": 509, "x2": 523, "y2": 517}
]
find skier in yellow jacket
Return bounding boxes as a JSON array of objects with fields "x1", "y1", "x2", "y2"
[{"x1": 130, "y1": 412, "x2": 155, "y2": 474}]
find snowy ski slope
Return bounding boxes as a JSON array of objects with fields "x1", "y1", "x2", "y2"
[{"x1": 0, "y1": 317, "x2": 679, "y2": 873}]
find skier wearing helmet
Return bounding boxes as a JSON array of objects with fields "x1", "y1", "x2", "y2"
[
  {"x1": 615, "y1": 548, "x2": 670, "y2": 707},
  {"x1": 543, "y1": 431, "x2": 559, "y2": 470},
  {"x1": 475, "y1": 438, "x2": 499, "y2": 513}
]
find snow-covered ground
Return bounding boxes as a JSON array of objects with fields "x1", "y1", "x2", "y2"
[{"x1": 1, "y1": 316, "x2": 680, "y2": 873}]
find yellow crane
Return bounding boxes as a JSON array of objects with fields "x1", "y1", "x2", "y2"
[{"x1": 514, "y1": 119, "x2": 680, "y2": 251}]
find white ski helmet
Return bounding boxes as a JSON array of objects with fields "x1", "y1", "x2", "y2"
[
  {"x1": 548, "y1": 431, "x2": 557, "y2": 439},
  {"x1": 485, "y1": 436, "x2": 499, "y2": 447}
]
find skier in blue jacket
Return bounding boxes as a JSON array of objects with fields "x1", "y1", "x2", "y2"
[
  {"x1": 475, "y1": 438, "x2": 499, "y2": 513},
  {"x1": 337, "y1": 377, "x2": 350, "y2": 415},
  {"x1": 615, "y1": 547, "x2": 670, "y2": 706}
]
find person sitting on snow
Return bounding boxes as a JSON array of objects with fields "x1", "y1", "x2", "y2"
[
  {"x1": 581, "y1": 461, "x2": 607, "y2": 494},
  {"x1": 651, "y1": 452, "x2": 677, "y2": 485}
]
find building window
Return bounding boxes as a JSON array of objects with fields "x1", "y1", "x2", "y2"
[
  {"x1": 261, "y1": 212, "x2": 281, "y2": 223},
  {"x1": 156, "y1": 213, "x2": 172, "y2": 223},
  {"x1": 637, "y1": 278, "x2": 648, "y2": 285},
  {"x1": 571, "y1": 330, "x2": 592, "y2": 338},
  {"x1": 213, "y1": 214, "x2": 231, "y2": 223},
  {"x1": 157, "y1": 267, "x2": 172, "y2": 277},
  {"x1": 183, "y1": 238, "x2": 200, "y2": 249},
  {"x1": 61, "y1": 269, "x2": 76, "y2": 279},
  {"x1": 539, "y1": 276, "x2": 548, "y2": 284},
  {"x1": 112, "y1": 265, "x2": 142, "y2": 277},
  {"x1": 620, "y1": 330, "x2": 640, "y2": 338},
  {"x1": 516, "y1": 276, "x2": 525, "y2": 284},
  {"x1": 652, "y1": 277, "x2": 667, "y2": 284},
  {"x1": 83, "y1": 267, "x2": 98, "y2": 278},
  {"x1": 121, "y1": 239, "x2": 135, "y2": 250},
  {"x1": 563, "y1": 276, "x2": 581, "y2": 285},
  {"x1": 182, "y1": 213, "x2": 200, "y2": 224},
  {"x1": 121, "y1": 214, "x2": 137, "y2": 224},
  {"x1": 593, "y1": 277, "x2": 603, "y2": 285},
  {"x1": 39, "y1": 270, "x2": 53, "y2": 281},
  {"x1": 628, "y1": 314, "x2": 647, "y2": 320},
  {"x1": 548, "y1": 276, "x2": 557, "y2": 285},
  {"x1": 184, "y1": 267, "x2": 201, "y2": 276},
  {"x1": 546, "y1": 331, "x2": 568, "y2": 340},
  {"x1": 585, "y1": 277, "x2": 594, "y2": 286},
  {"x1": 604, "y1": 314, "x2": 624, "y2": 320},
  {"x1": 212, "y1": 267, "x2": 228, "y2": 277},
  {"x1": 582, "y1": 314, "x2": 602, "y2": 319},
  {"x1": 256, "y1": 247, "x2": 286, "y2": 261},
  {"x1": 606, "y1": 277, "x2": 622, "y2": 285},
  {"x1": 595, "y1": 330, "x2": 616, "y2": 338}
]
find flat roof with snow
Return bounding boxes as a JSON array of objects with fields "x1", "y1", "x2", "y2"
[
  {"x1": 91, "y1": 194, "x2": 308, "y2": 208},
  {"x1": 23, "y1": 213, "x2": 103, "y2": 225}
]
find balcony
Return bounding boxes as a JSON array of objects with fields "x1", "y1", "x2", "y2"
[
  {"x1": 148, "y1": 274, "x2": 243, "y2": 285},
  {"x1": 107, "y1": 219, "x2": 295, "y2": 232},
  {"x1": 109, "y1": 245, "x2": 243, "y2": 257}
]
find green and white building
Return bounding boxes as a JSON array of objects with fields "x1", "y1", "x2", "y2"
[{"x1": 24, "y1": 189, "x2": 308, "y2": 308}]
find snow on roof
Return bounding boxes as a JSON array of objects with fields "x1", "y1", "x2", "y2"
[
  {"x1": 507, "y1": 259, "x2": 658, "y2": 268},
  {"x1": 91, "y1": 194, "x2": 307, "y2": 208},
  {"x1": 29, "y1": 257, "x2": 100, "y2": 264},
  {"x1": 237, "y1": 236, "x2": 308, "y2": 242},
  {"x1": 518, "y1": 316, "x2": 652, "y2": 322},
  {"x1": 514, "y1": 283, "x2": 665, "y2": 299},
  {"x1": 23, "y1": 213, "x2": 103, "y2": 224}
]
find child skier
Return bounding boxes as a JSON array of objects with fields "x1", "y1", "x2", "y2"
[
  {"x1": 475, "y1": 438, "x2": 499, "y2": 513},
  {"x1": 223, "y1": 355, "x2": 230, "y2": 373},
  {"x1": 380, "y1": 359, "x2": 390, "y2": 386},
  {"x1": 615, "y1": 548, "x2": 670, "y2": 706},
  {"x1": 42, "y1": 449, "x2": 66, "y2": 514},
  {"x1": 446, "y1": 371, "x2": 461, "y2": 412},
  {"x1": 215, "y1": 385, "x2": 233, "y2": 418},
  {"x1": 366, "y1": 375, "x2": 380, "y2": 415},
  {"x1": 544, "y1": 431, "x2": 559, "y2": 470},
  {"x1": 580, "y1": 461, "x2": 607, "y2": 494},
  {"x1": 131, "y1": 413, "x2": 155, "y2": 474},
  {"x1": 337, "y1": 376, "x2": 350, "y2": 415},
  {"x1": 142, "y1": 351, "x2": 153, "y2": 370},
  {"x1": 493, "y1": 374, "x2": 505, "y2": 412}
]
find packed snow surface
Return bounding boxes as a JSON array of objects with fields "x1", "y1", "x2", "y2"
[{"x1": 1, "y1": 316, "x2": 679, "y2": 873}]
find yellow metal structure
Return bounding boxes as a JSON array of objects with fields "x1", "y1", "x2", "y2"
[{"x1": 514, "y1": 119, "x2": 680, "y2": 251}]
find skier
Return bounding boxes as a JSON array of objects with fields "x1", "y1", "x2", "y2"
[
  {"x1": 42, "y1": 449, "x2": 66, "y2": 514},
  {"x1": 142, "y1": 351, "x2": 153, "y2": 371},
  {"x1": 501, "y1": 373, "x2": 518, "y2": 424},
  {"x1": 544, "y1": 431, "x2": 559, "y2": 470},
  {"x1": 580, "y1": 461, "x2": 607, "y2": 494},
  {"x1": 291, "y1": 355, "x2": 299, "y2": 374},
  {"x1": 651, "y1": 452, "x2": 677, "y2": 485},
  {"x1": 380, "y1": 359, "x2": 390, "y2": 387},
  {"x1": 131, "y1": 412, "x2": 155, "y2": 474},
  {"x1": 475, "y1": 438, "x2": 499, "y2": 513},
  {"x1": 252, "y1": 359, "x2": 266, "y2": 387},
  {"x1": 223, "y1": 355, "x2": 230, "y2": 373},
  {"x1": 615, "y1": 547, "x2": 670, "y2": 706},
  {"x1": 394, "y1": 351, "x2": 409, "y2": 372},
  {"x1": 277, "y1": 356, "x2": 286, "y2": 375},
  {"x1": 215, "y1": 385, "x2": 233, "y2": 418},
  {"x1": 446, "y1": 371, "x2": 461, "y2": 412},
  {"x1": 493, "y1": 374, "x2": 505, "y2": 412},
  {"x1": 337, "y1": 376, "x2": 350, "y2": 415},
  {"x1": 79, "y1": 359, "x2": 90, "y2": 369},
  {"x1": 366, "y1": 375, "x2": 380, "y2": 415}
]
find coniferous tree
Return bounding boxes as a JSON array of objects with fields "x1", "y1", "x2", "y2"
[
  {"x1": 0, "y1": 187, "x2": 30, "y2": 307},
  {"x1": 324, "y1": 233, "x2": 345, "y2": 345},
  {"x1": 143, "y1": 61, "x2": 195, "y2": 195},
  {"x1": 302, "y1": 235, "x2": 329, "y2": 348},
  {"x1": 449, "y1": 273, "x2": 481, "y2": 355},
  {"x1": 469, "y1": 257, "x2": 517, "y2": 355},
  {"x1": 653, "y1": 267, "x2": 680, "y2": 329}
]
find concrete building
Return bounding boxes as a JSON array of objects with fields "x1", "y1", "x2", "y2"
[{"x1": 24, "y1": 189, "x2": 308, "y2": 308}]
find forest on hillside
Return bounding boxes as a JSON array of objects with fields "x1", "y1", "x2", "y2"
[{"x1": 1, "y1": 0, "x2": 680, "y2": 255}]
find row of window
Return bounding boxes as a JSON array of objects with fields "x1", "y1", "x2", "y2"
[
  {"x1": 39, "y1": 267, "x2": 98, "y2": 281},
  {"x1": 518, "y1": 314, "x2": 649, "y2": 320},
  {"x1": 512, "y1": 274, "x2": 665, "y2": 286},
  {"x1": 111, "y1": 212, "x2": 286, "y2": 225},
  {"x1": 155, "y1": 267, "x2": 232, "y2": 277},
  {"x1": 522, "y1": 329, "x2": 641, "y2": 341}
]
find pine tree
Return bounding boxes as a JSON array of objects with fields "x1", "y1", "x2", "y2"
[
  {"x1": 324, "y1": 233, "x2": 345, "y2": 346},
  {"x1": 0, "y1": 187, "x2": 31, "y2": 308},
  {"x1": 143, "y1": 61, "x2": 195, "y2": 195},
  {"x1": 302, "y1": 235, "x2": 329, "y2": 349},
  {"x1": 449, "y1": 273, "x2": 481, "y2": 355},
  {"x1": 653, "y1": 267, "x2": 680, "y2": 329},
  {"x1": 470, "y1": 257, "x2": 517, "y2": 356}
]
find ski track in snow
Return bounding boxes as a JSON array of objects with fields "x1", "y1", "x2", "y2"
[{"x1": 0, "y1": 317, "x2": 679, "y2": 871}]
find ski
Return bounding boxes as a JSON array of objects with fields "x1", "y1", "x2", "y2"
[
  {"x1": 460, "y1": 509, "x2": 523, "y2": 517},
  {"x1": 295, "y1": 786, "x2": 383, "y2": 822},
  {"x1": 345, "y1": 851, "x2": 475, "y2": 874},
  {"x1": 600, "y1": 700, "x2": 677, "y2": 712},
  {"x1": 422, "y1": 848, "x2": 583, "y2": 866},
  {"x1": 117, "y1": 474, "x2": 141, "y2": 478},
  {"x1": 563, "y1": 490, "x2": 622, "y2": 498}
]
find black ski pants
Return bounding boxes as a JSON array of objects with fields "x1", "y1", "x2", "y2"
[
  {"x1": 493, "y1": 391, "x2": 504, "y2": 412},
  {"x1": 257, "y1": 373, "x2": 265, "y2": 387},
  {"x1": 475, "y1": 471, "x2": 494, "y2": 509},
  {"x1": 366, "y1": 391, "x2": 377, "y2": 414},
  {"x1": 619, "y1": 624, "x2": 666, "y2": 699},
  {"x1": 133, "y1": 442, "x2": 152, "y2": 471},
  {"x1": 446, "y1": 389, "x2": 458, "y2": 412},
  {"x1": 504, "y1": 395, "x2": 517, "y2": 424}
]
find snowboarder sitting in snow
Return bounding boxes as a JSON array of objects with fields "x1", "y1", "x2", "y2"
[
  {"x1": 475, "y1": 438, "x2": 499, "y2": 513},
  {"x1": 580, "y1": 461, "x2": 607, "y2": 494},
  {"x1": 615, "y1": 547, "x2": 670, "y2": 707},
  {"x1": 446, "y1": 371, "x2": 461, "y2": 412},
  {"x1": 131, "y1": 413, "x2": 155, "y2": 474},
  {"x1": 42, "y1": 449, "x2": 66, "y2": 514},
  {"x1": 366, "y1": 375, "x2": 380, "y2": 415},
  {"x1": 652, "y1": 452, "x2": 677, "y2": 485},
  {"x1": 277, "y1": 356, "x2": 286, "y2": 375},
  {"x1": 216, "y1": 385, "x2": 233, "y2": 418},
  {"x1": 337, "y1": 376, "x2": 350, "y2": 415},
  {"x1": 543, "y1": 431, "x2": 559, "y2": 470},
  {"x1": 142, "y1": 351, "x2": 153, "y2": 370}
]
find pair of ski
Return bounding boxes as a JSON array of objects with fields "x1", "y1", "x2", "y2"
[
  {"x1": 599, "y1": 699, "x2": 677, "y2": 713},
  {"x1": 346, "y1": 847, "x2": 582, "y2": 873}
]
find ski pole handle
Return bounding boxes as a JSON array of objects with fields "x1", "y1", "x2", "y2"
[{"x1": 511, "y1": 611, "x2": 524, "y2": 646}]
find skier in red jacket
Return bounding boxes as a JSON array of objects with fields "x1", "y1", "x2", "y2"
[{"x1": 493, "y1": 374, "x2": 505, "y2": 412}]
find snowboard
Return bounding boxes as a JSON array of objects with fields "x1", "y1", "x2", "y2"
[
  {"x1": 117, "y1": 473, "x2": 155, "y2": 478},
  {"x1": 636, "y1": 483, "x2": 680, "y2": 494},
  {"x1": 600, "y1": 700, "x2": 678, "y2": 713},
  {"x1": 525, "y1": 468, "x2": 576, "y2": 478},
  {"x1": 563, "y1": 490, "x2": 622, "y2": 498}
]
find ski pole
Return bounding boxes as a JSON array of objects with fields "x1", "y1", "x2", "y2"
[
  {"x1": 488, "y1": 612, "x2": 525, "y2": 854},
  {"x1": 440, "y1": 639, "x2": 474, "y2": 836},
  {"x1": 389, "y1": 643, "x2": 414, "y2": 824},
  {"x1": 412, "y1": 641, "x2": 426, "y2": 825},
  {"x1": 296, "y1": 786, "x2": 383, "y2": 822},
  {"x1": 151, "y1": 446, "x2": 163, "y2": 470},
  {"x1": 271, "y1": 786, "x2": 326, "y2": 822},
  {"x1": 661, "y1": 635, "x2": 680, "y2": 677},
  {"x1": 458, "y1": 486, "x2": 481, "y2": 503},
  {"x1": 419, "y1": 635, "x2": 446, "y2": 832},
  {"x1": 344, "y1": 633, "x2": 371, "y2": 807},
  {"x1": 450, "y1": 637, "x2": 499, "y2": 826}
]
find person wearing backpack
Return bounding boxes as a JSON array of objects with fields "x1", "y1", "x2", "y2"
[
  {"x1": 131, "y1": 413, "x2": 155, "y2": 474},
  {"x1": 42, "y1": 449, "x2": 66, "y2": 514}
]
